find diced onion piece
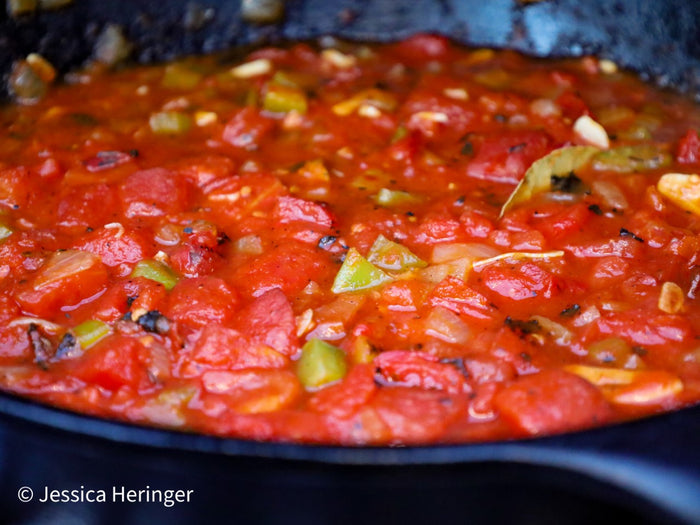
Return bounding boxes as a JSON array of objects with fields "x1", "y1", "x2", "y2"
[
  {"x1": 420, "y1": 257, "x2": 473, "y2": 283},
  {"x1": 573, "y1": 305, "x2": 601, "y2": 327},
  {"x1": 657, "y1": 173, "x2": 700, "y2": 216},
  {"x1": 0, "y1": 223, "x2": 13, "y2": 242},
  {"x1": 73, "y1": 319, "x2": 112, "y2": 350},
  {"x1": 411, "y1": 111, "x2": 449, "y2": 124},
  {"x1": 658, "y1": 281, "x2": 685, "y2": 314},
  {"x1": 443, "y1": 88, "x2": 469, "y2": 100},
  {"x1": 7, "y1": 317, "x2": 63, "y2": 334},
  {"x1": 295, "y1": 309, "x2": 314, "y2": 337},
  {"x1": 230, "y1": 58, "x2": 272, "y2": 79},
  {"x1": 296, "y1": 338, "x2": 347, "y2": 389},
  {"x1": 103, "y1": 222, "x2": 125, "y2": 239},
  {"x1": 472, "y1": 250, "x2": 565, "y2": 270},
  {"x1": 357, "y1": 103, "x2": 381, "y2": 118},
  {"x1": 373, "y1": 188, "x2": 420, "y2": 207},
  {"x1": 235, "y1": 234, "x2": 263, "y2": 255},
  {"x1": 322, "y1": 49, "x2": 357, "y2": 69},
  {"x1": 574, "y1": 115, "x2": 610, "y2": 149},
  {"x1": 431, "y1": 243, "x2": 500, "y2": 264},
  {"x1": 530, "y1": 315, "x2": 572, "y2": 345},
  {"x1": 424, "y1": 306, "x2": 472, "y2": 344},
  {"x1": 587, "y1": 337, "x2": 636, "y2": 367},
  {"x1": 34, "y1": 250, "x2": 101, "y2": 290},
  {"x1": 530, "y1": 98, "x2": 561, "y2": 118},
  {"x1": 591, "y1": 180, "x2": 629, "y2": 210},
  {"x1": 140, "y1": 386, "x2": 197, "y2": 427}
]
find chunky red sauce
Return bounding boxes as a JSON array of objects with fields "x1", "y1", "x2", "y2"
[{"x1": 1, "y1": 35, "x2": 700, "y2": 444}]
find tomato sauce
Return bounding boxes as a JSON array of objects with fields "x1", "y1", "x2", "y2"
[{"x1": 1, "y1": 35, "x2": 699, "y2": 445}]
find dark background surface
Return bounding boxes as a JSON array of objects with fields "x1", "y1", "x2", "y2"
[
  {"x1": 0, "y1": 0, "x2": 699, "y2": 98},
  {"x1": 0, "y1": 1, "x2": 699, "y2": 524}
]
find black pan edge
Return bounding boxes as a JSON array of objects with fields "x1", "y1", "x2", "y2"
[{"x1": 0, "y1": 0, "x2": 698, "y2": 99}]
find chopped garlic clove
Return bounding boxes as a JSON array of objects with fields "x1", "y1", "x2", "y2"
[
  {"x1": 230, "y1": 58, "x2": 272, "y2": 78},
  {"x1": 573, "y1": 115, "x2": 610, "y2": 149}
]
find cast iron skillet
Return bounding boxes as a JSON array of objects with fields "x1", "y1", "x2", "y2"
[{"x1": 0, "y1": 1, "x2": 699, "y2": 524}]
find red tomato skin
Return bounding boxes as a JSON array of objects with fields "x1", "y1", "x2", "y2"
[
  {"x1": 71, "y1": 335, "x2": 143, "y2": 391},
  {"x1": 222, "y1": 107, "x2": 275, "y2": 149},
  {"x1": 493, "y1": 370, "x2": 611, "y2": 436},
  {"x1": 234, "y1": 288, "x2": 299, "y2": 357},
  {"x1": 308, "y1": 364, "x2": 377, "y2": 418},
  {"x1": 14, "y1": 254, "x2": 109, "y2": 318},
  {"x1": 481, "y1": 263, "x2": 562, "y2": 301},
  {"x1": 374, "y1": 350, "x2": 471, "y2": 395},
  {"x1": 58, "y1": 183, "x2": 119, "y2": 232},
  {"x1": 428, "y1": 276, "x2": 497, "y2": 320},
  {"x1": 73, "y1": 227, "x2": 151, "y2": 269},
  {"x1": 120, "y1": 168, "x2": 190, "y2": 219},
  {"x1": 232, "y1": 241, "x2": 332, "y2": 299},
  {"x1": 273, "y1": 196, "x2": 334, "y2": 229},
  {"x1": 179, "y1": 325, "x2": 289, "y2": 377},
  {"x1": 165, "y1": 276, "x2": 239, "y2": 330},
  {"x1": 371, "y1": 388, "x2": 468, "y2": 444},
  {"x1": 466, "y1": 132, "x2": 552, "y2": 184},
  {"x1": 677, "y1": 128, "x2": 700, "y2": 164}
]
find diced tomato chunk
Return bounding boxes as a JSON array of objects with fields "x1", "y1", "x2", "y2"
[
  {"x1": 15, "y1": 250, "x2": 109, "y2": 318},
  {"x1": 493, "y1": 370, "x2": 611, "y2": 436},
  {"x1": 232, "y1": 241, "x2": 332, "y2": 298},
  {"x1": 273, "y1": 196, "x2": 334, "y2": 229},
  {"x1": 222, "y1": 107, "x2": 275, "y2": 149},
  {"x1": 308, "y1": 364, "x2": 377, "y2": 418},
  {"x1": 374, "y1": 350, "x2": 471, "y2": 394},
  {"x1": 481, "y1": 262, "x2": 562, "y2": 301},
  {"x1": 120, "y1": 168, "x2": 190, "y2": 219},
  {"x1": 201, "y1": 369, "x2": 301, "y2": 414},
  {"x1": 466, "y1": 131, "x2": 552, "y2": 184},
  {"x1": 533, "y1": 203, "x2": 591, "y2": 241},
  {"x1": 428, "y1": 276, "x2": 497, "y2": 320},
  {"x1": 165, "y1": 276, "x2": 239, "y2": 330},
  {"x1": 595, "y1": 311, "x2": 694, "y2": 347},
  {"x1": 677, "y1": 128, "x2": 700, "y2": 164},
  {"x1": 71, "y1": 335, "x2": 143, "y2": 390},
  {"x1": 371, "y1": 388, "x2": 467, "y2": 444},
  {"x1": 235, "y1": 288, "x2": 299, "y2": 357},
  {"x1": 73, "y1": 226, "x2": 150, "y2": 270},
  {"x1": 58, "y1": 184, "x2": 119, "y2": 232},
  {"x1": 180, "y1": 325, "x2": 289, "y2": 377},
  {"x1": 0, "y1": 167, "x2": 31, "y2": 210}
]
